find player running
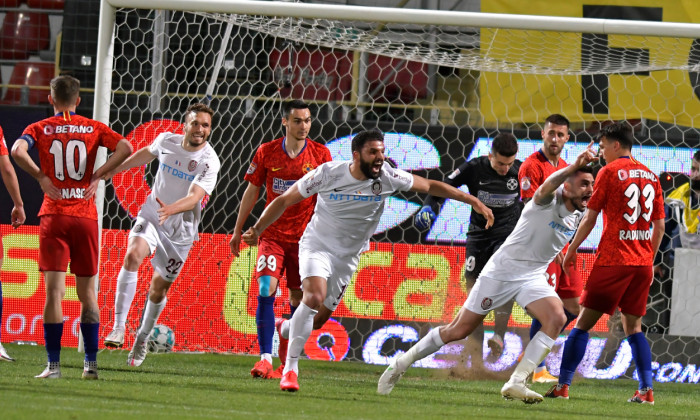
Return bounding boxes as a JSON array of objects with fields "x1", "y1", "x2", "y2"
[
  {"x1": 415, "y1": 132, "x2": 522, "y2": 366},
  {"x1": 242, "y1": 128, "x2": 494, "y2": 392},
  {"x1": 12, "y1": 75, "x2": 133, "y2": 378},
  {"x1": 102, "y1": 103, "x2": 220, "y2": 368},
  {"x1": 546, "y1": 122, "x2": 664, "y2": 405},
  {"x1": 378, "y1": 143, "x2": 597, "y2": 404},
  {"x1": 230, "y1": 100, "x2": 331, "y2": 379},
  {"x1": 518, "y1": 113, "x2": 581, "y2": 383}
]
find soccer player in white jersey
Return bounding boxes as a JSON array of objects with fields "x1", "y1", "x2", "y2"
[
  {"x1": 377, "y1": 143, "x2": 597, "y2": 404},
  {"x1": 103, "y1": 103, "x2": 220, "y2": 367},
  {"x1": 242, "y1": 128, "x2": 494, "y2": 392}
]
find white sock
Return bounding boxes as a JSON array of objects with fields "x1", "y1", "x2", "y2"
[
  {"x1": 283, "y1": 302, "x2": 317, "y2": 375},
  {"x1": 396, "y1": 327, "x2": 445, "y2": 371},
  {"x1": 280, "y1": 319, "x2": 290, "y2": 339},
  {"x1": 114, "y1": 268, "x2": 138, "y2": 329},
  {"x1": 137, "y1": 297, "x2": 167, "y2": 340},
  {"x1": 510, "y1": 331, "x2": 554, "y2": 382},
  {"x1": 261, "y1": 353, "x2": 272, "y2": 363}
]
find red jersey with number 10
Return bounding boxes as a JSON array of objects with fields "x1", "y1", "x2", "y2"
[
  {"x1": 245, "y1": 137, "x2": 331, "y2": 243},
  {"x1": 588, "y1": 156, "x2": 664, "y2": 266},
  {"x1": 20, "y1": 113, "x2": 123, "y2": 220}
]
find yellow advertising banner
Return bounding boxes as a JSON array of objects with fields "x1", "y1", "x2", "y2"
[{"x1": 480, "y1": 0, "x2": 700, "y2": 127}]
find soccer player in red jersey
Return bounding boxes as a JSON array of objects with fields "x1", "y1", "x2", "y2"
[
  {"x1": 11, "y1": 76, "x2": 133, "y2": 379},
  {"x1": 518, "y1": 113, "x2": 582, "y2": 383},
  {"x1": 230, "y1": 100, "x2": 332, "y2": 379},
  {"x1": 547, "y1": 122, "x2": 664, "y2": 404},
  {"x1": 0, "y1": 124, "x2": 26, "y2": 362}
]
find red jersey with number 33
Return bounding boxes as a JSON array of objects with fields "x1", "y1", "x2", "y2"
[
  {"x1": 245, "y1": 137, "x2": 331, "y2": 243},
  {"x1": 588, "y1": 156, "x2": 664, "y2": 266},
  {"x1": 20, "y1": 113, "x2": 123, "y2": 220}
]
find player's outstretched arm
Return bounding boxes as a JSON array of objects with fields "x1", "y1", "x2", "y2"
[
  {"x1": 100, "y1": 145, "x2": 155, "y2": 180},
  {"x1": 0, "y1": 154, "x2": 25, "y2": 228},
  {"x1": 242, "y1": 183, "x2": 306, "y2": 245},
  {"x1": 410, "y1": 175, "x2": 494, "y2": 228},
  {"x1": 155, "y1": 184, "x2": 207, "y2": 225},
  {"x1": 11, "y1": 138, "x2": 60, "y2": 200},
  {"x1": 533, "y1": 141, "x2": 597, "y2": 206},
  {"x1": 230, "y1": 182, "x2": 261, "y2": 257}
]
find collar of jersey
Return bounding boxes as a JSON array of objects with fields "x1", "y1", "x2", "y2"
[
  {"x1": 282, "y1": 136, "x2": 308, "y2": 157},
  {"x1": 538, "y1": 149, "x2": 560, "y2": 167}
]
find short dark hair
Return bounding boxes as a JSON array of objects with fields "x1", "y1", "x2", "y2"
[
  {"x1": 186, "y1": 103, "x2": 214, "y2": 119},
  {"x1": 351, "y1": 128, "x2": 384, "y2": 153},
  {"x1": 491, "y1": 132, "x2": 518, "y2": 157},
  {"x1": 598, "y1": 121, "x2": 634, "y2": 150},
  {"x1": 282, "y1": 99, "x2": 309, "y2": 118},
  {"x1": 545, "y1": 114, "x2": 570, "y2": 128},
  {"x1": 567, "y1": 164, "x2": 594, "y2": 183},
  {"x1": 693, "y1": 150, "x2": 700, "y2": 162},
  {"x1": 575, "y1": 165, "x2": 594, "y2": 176},
  {"x1": 50, "y1": 75, "x2": 80, "y2": 107}
]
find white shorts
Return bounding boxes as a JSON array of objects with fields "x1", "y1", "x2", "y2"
[
  {"x1": 299, "y1": 247, "x2": 359, "y2": 312},
  {"x1": 463, "y1": 275, "x2": 559, "y2": 315},
  {"x1": 129, "y1": 216, "x2": 193, "y2": 282}
]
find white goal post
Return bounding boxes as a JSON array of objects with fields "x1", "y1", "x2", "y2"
[{"x1": 90, "y1": 0, "x2": 700, "y2": 382}]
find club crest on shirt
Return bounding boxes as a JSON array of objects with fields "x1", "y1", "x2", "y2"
[
  {"x1": 188, "y1": 160, "x2": 198, "y2": 172},
  {"x1": 618, "y1": 169, "x2": 629, "y2": 181},
  {"x1": 371, "y1": 181, "x2": 382, "y2": 195},
  {"x1": 507, "y1": 178, "x2": 519, "y2": 190},
  {"x1": 302, "y1": 162, "x2": 314, "y2": 173},
  {"x1": 246, "y1": 162, "x2": 257, "y2": 175},
  {"x1": 520, "y1": 177, "x2": 531, "y2": 191},
  {"x1": 134, "y1": 224, "x2": 144, "y2": 233},
  {"x1": 481, "y1": 297, "x2": 493, "y2": 311}
]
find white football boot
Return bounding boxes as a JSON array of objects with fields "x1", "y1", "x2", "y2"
[
  {"x1": 377, "y1": 359, "x2": 408, "y2": 395},
  {"x1": 127, "y1": 334, "x2": 148, "y2": 367},
  {"x1": 104, "y1": 327, "x2": 125, "y2": 349},
  {"x1": 0, "y1": 343, "x2": 15, "y2": 362},
  {"x1": 35, "y1": 362, "x2": 62, "y2": 379},
  {"x1": 82, "y1": 360, "x2": 99, "y2": 379},
  {"x1": 501, "y1": 379, "x2": 543, "y2": 404}
]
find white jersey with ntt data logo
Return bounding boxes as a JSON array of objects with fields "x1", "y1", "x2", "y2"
[
  {"x1": 480, "y1": 186, "x2": 582, "y2": 281},
  {"x1": 137, "y1": 132, "x2": 220, "y2": 245},
  {"x1": 297, "y1": 160, "x2": 414, "y2": 256}
]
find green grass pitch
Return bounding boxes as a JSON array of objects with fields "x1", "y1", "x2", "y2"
[{"x1": 0, "y1": 343, "x2": 697, "y2": 419}]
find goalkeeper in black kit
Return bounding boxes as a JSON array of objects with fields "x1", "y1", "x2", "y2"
[{"x1": 415, "y1": 132, "x2": 522, "y2": 368}]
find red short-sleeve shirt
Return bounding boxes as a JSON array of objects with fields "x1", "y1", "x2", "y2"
[
  {"x1": 20, "y1": 113, "x2": 123, "y2": 220},
  {"x1": 588, "y1": 156, "x2": 665, "y2": 266}
]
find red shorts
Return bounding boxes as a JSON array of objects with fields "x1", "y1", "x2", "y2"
[
  {"x1": 256, "y1": 237, "x2": 301, "y2": 290},
  {"x1": 546, "y1": 259, "x2": 583, "y2": 300},
  {"x1": 39, "y1": 214, "x2": 99, "y2": 276},
  {"x1": 580, "y1": 265, "x2": 652, "y2": 317}
]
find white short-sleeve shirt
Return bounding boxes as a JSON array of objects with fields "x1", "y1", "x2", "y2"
[
  {"x1": 480, "y1": 186, "x2": 583, "y2": 282},
  {"x1": 138, "y1": 132, "x2": 220, "y2": 245},
  {"x1": 297, "y1": 161, "x2": 414, "y2": 256}
]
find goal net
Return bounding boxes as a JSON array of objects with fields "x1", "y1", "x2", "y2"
[{"x1": 89, "y1": 0, "x2": 700, "y2": 382}]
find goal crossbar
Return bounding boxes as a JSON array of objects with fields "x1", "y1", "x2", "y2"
[{"x1": 104, "y1": 0, "x2": 700, "y2": 38}]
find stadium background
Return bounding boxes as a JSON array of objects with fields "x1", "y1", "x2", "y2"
[{"x1": 0, "y1": 0, "x2": 699, "y2": 384}]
